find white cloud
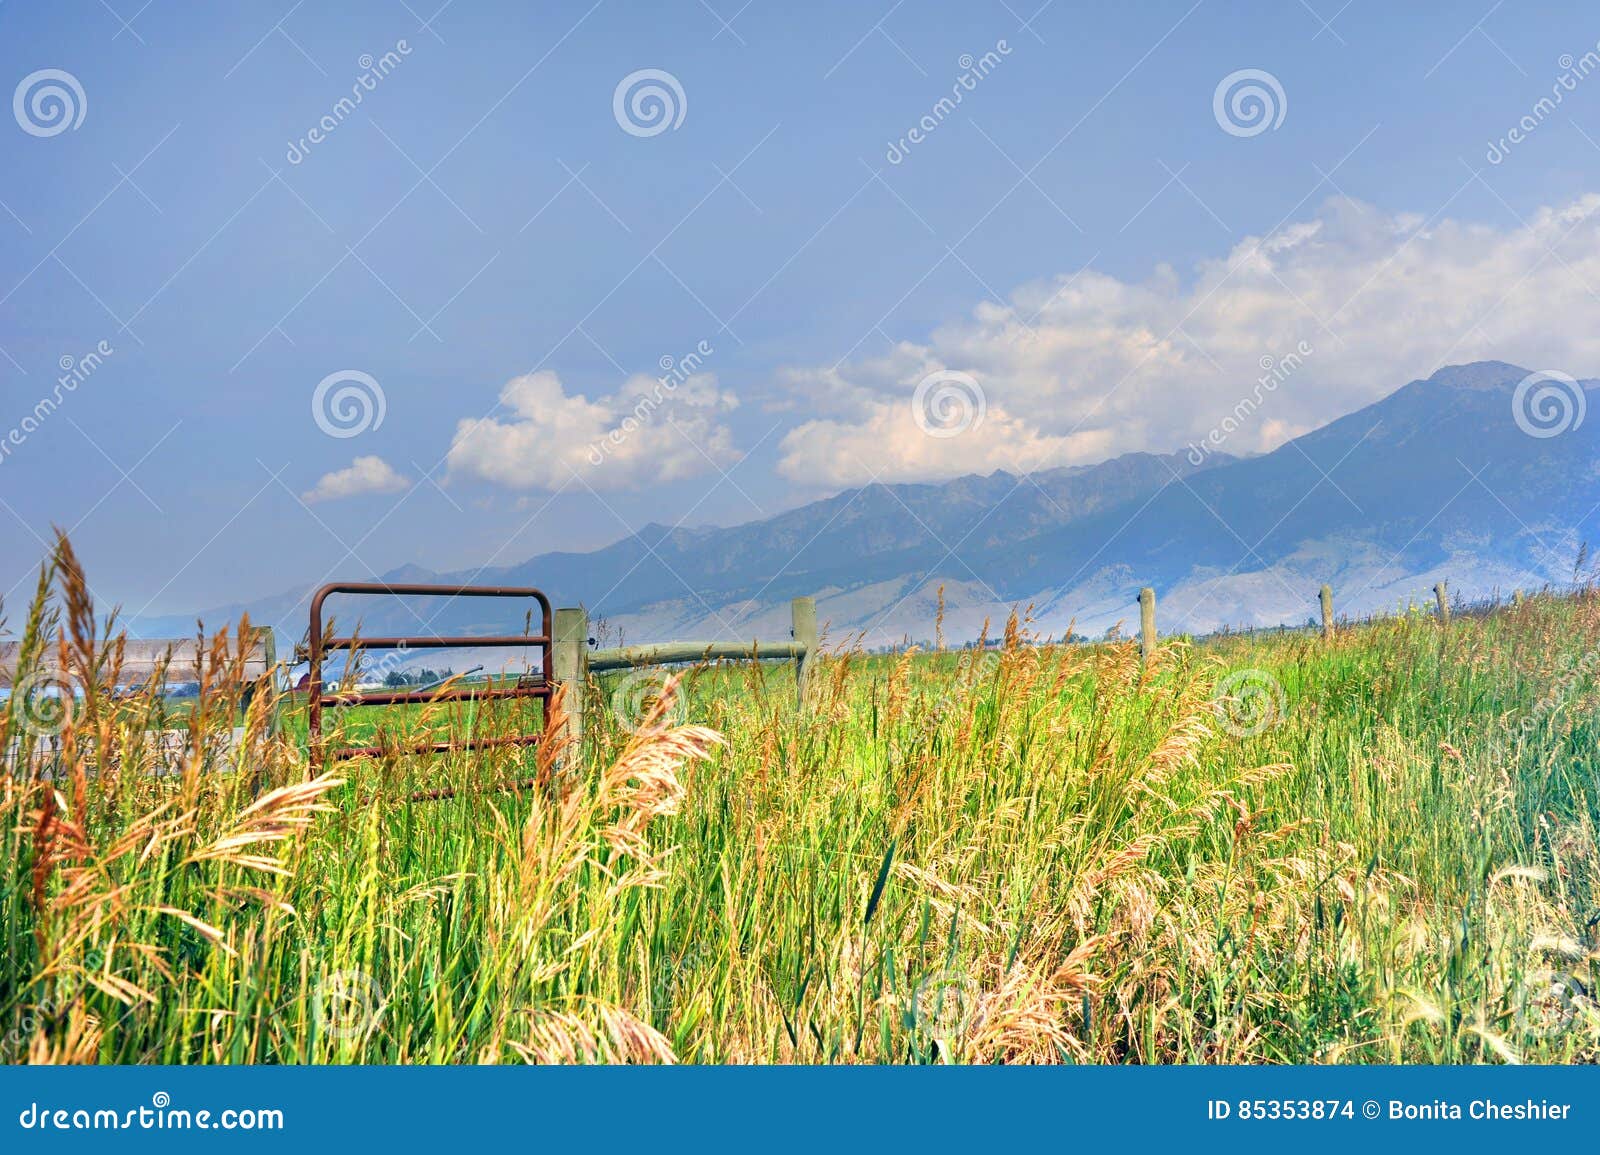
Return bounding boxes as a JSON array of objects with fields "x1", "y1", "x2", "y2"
[
  {"x1": 302, "y1": 455, "x2": 410, "y2": 503},
  {"x1": 779, "y1": 401, "x2": 1116, "y2": 487},
  {"x1": 777, "y1": 194, "x2": 1600, "y2": 486},
  {"x1": 446, "y1": 369, "x2": 740, "y2": 492}
]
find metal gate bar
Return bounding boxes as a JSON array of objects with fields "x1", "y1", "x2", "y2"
[{"x1": 308, "y1": 582, "x2": 554, "y2": 777}]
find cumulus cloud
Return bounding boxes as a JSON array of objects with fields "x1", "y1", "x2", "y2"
[
  {"x1": 777, "y1": 194, "x2": 1600, "y2": 486},
  {"x1": 302, "y1": 455, "x2": 410, "y2": 503},
  {"x1": 446, "y1": 368, "x2": 740, "y2": 492}
]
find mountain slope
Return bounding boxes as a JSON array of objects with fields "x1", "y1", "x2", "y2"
[
  {"x1": 136, "y1": 361, "x2": 1598, "y2": 649},
  {"x1": 136, "y1": 449, "x2": 1231, "y2": 645},
  {"x1": 982, "y1": 361, "x2": 1597, "y2": 632}
]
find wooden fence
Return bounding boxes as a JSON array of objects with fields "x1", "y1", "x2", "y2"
[
  {"x1": 1136, "y1": 579, "x2": 1529, "y2": 663},
  {"x1": 552, "y1": 578, "x2": 1505, "y2": 732},
  {"x1": 551, "y1": 596, "x2": 817, "y2": 747}
]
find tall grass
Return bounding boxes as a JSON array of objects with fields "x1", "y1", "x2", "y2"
[{"x1": 3, "y1": 534, "x2": 1599, "y2": 1063}]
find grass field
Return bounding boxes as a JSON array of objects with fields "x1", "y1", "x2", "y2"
[{"x1": 4, "y1": 535, "x2": 1599, "y2": 1064}]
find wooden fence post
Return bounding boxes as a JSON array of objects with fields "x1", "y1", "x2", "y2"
[
  {"x1": 1138, "y1": 588, "x2": 1156, "y2": 665},
  {"x1": 260, "y1": 626, "x2": 282, "y2": 738},
  {"x1": 1319, "y1": 584, "x2": 1334, "y2": 640},
  {"x1": 553, "y1": 606, "x2": 588, "y2": 757},
  {"x1": 1433, "y1": 581, "x2": 1450, "y2": 624},
  {"x1": 791, "y1": 595, "x2": 817, "y2": 709}
]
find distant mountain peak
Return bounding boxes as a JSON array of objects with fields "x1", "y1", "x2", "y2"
[
  {"x1": 377, "y1": 563, "x2": 442, "y2": 584},
  {"x1": 1424, "y1": 360, "x2": 1532, "y2": 391}
]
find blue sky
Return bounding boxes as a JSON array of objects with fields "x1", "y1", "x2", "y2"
[{"x1": 4, "y1": 0, "x2": 1600, "y2": 616}]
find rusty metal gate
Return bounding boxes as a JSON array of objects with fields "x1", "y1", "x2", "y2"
[{"x1": 307, "y1": 582, "x2": 554, "y2": 774}]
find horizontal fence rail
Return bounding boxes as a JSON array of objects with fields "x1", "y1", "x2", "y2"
[
  {"x1": 317, "y1": 634, "x2": 551, "y2": 651},
  {"x1": 553, "y1": 596, "x2": 816, "y2": 750},
  {"x1": 587, "y1": 639, "x2": 806, "y2": 672},
  {"x1": 307, "y1": 581, "x2": 553, "y2": 777},
  {"x1": 316, "y1": 680, "x2": 547, "y2": 709}
]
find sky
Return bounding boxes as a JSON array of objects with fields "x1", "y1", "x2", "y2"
[{"x1": 4, "y1": 0, "x2": 1600, "y2": 617}]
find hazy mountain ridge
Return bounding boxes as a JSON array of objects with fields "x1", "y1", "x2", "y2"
[{"x1": 135, "y1": 362, "x2": 1597, "y2": 650}]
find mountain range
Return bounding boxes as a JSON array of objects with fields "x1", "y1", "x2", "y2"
[{"x1": 135, "y1": 361, "x2": 1598, "y2": 660}]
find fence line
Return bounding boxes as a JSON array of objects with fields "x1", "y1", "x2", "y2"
[
  {"x1": 552, "y1": 596, "x2": 816, "y2": 749},
  {"x1": 1142, "y1": 580, "x2": 1564, "y2": 653},
  {"x1": 555, "y1": 580, "x2": 1548, "y2": 704},
  {"x1": 319, "y1": 578, "x2": 1555, "y2": 752}
]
